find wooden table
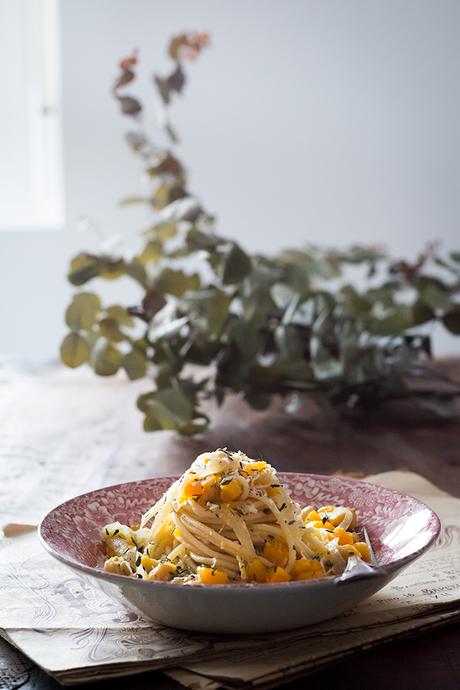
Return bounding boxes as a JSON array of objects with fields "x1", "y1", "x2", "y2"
[{"x1": 2, "y1": 360, "x2": 460, "y2": 689}]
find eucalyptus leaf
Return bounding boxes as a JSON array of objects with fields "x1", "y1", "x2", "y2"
[
  {"x1": 418, "y1": 283, "x2": 451, "y2": 311},
  {"x1": 125, "y1": 260, "x2": 148, "y2": 288},
  {"x1": 187, "y1": 288, "x2": 231, "y2": 337},
  {"x1": 443, "y1": 307, "x2": 460, "y2": 335},
  {"x1": 138, "y1": 240, "x2": 163, "y2": 265},
  {"x1": 68, "y1": 254, "x2": 99, "y2": 286},
  {"x1": 142, "y1": 222, "x2": 177, "y2": 241},
  {"x1": 154, "y1": 64, "x2": 185, "y2": 105},
  {"x1": 123, "y1": 349, "x2": 147, "y2": 380},
  {"x1": 106, "y1": 305, "x2": 134, "y2": 327},
  {"x1": 274, "y1": 324, "x2": 306, "y2": 359},
  {"x1": 68, "y1": 253, "x2": 126, "y2": 285},
  {"x1": 368, "y1": 305, "x2": 413, "y2": 336},
  {"x1": 116, "y1": 95, "x2": 142, "y2": 115},
  {"x1": 140, "y1": 385, "x2": 195, "y2": 432},
  {"x1": 155, "y1": 268, "x2": 200, "y2": 297},
  {"x1": 186, "y1": 227, "x2": 222, "y2": 251},
  {"x1": 112, "y1": 68, "x2": 135, "y2": 91},
  {"x1": 119, "y1": 196, "x2": 149, "y2": 206},
  {"x1": 60, "y1": 333, "x2": 90, "y2": 368},
  {"x1": 138, "y1": 289, "x2": 167, "y2": 322},
  {"x1": 220, "y1": 242, "x2": 251, "y2": 285},
  {"x1": 341, "y1": 285, "x2": 371, "y2": 317},
  {"x1": 412, "y1": 300, "x2": 435, "y2": 326},
  {"x1": 93, "y1": 342, "x2": 123, "y2": 376},
  {"x1": 65, "y1": 293, "x2": 101, "y2": 330},
  {"x1": 98, "y1": 317, "x2": 125, "y2": 342}
]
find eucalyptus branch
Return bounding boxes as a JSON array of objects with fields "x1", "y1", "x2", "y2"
[{"x1": 60, "y1": 32, "x2": 460, "y2": 434}]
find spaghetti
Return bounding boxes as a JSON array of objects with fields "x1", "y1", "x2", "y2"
[{"x1": 102, "y1": 449, "x2": 371, "y2": 584}]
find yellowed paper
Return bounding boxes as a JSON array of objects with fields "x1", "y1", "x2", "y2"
[
  {"x1": 163, "y1": 471, "x2": 460, "y2": 689},
  {"x1": 0, "y1": 470, "x2": 458, "y2": 686}
]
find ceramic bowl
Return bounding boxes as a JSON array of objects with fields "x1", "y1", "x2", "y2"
[{"x1": 39, "y1": 473, "x2": 440, "y2": 634}]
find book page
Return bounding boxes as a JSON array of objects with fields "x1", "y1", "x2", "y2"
[{"x1": 0, "y1": 471, "x2": 458, "y2": 685}]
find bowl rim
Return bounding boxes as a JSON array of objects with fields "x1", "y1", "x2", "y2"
[{"x1": 38, "y1": 472, "x2": 441, "y2": 592}]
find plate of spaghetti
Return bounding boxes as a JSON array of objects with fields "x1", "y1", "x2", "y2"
[{"x1": 40, "y1": 449, "x2": 440, "y2": 633}]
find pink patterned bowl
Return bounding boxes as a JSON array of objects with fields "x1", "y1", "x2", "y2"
[{"x1": 39, "y1": 473, "x2": 440, "y2": 634}]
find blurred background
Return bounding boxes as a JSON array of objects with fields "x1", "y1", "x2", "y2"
[{"x1": 1, "y1": 0, "x2": 459, "y2": 360}]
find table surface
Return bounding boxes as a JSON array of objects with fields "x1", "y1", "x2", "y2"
[{"x1": 2, "y1": 359, "x2": 460, "y2": 690}]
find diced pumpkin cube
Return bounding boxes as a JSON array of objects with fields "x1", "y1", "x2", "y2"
[
  {"x1": 263, "y1": 540, "x2": 289, "y2": 567},
  {"x1": 197, "y1": 567, "x2": 229, "y2": 584},
  {"x1": 181, "y1": 480, "x2": 205, "y2": 502},
  {"x1": 245, "y1": 461, "x2": 267, "y2": 474},
  {"x1": 141, "y1": 554, "x2": 157, "y2": 573},
  {"x1": 148, "y1": 561, "x2": 176, "y2": 581},
  {"x1": 203, "y1": 474, "x2": 218, "y2": 488},
  {"x1": 306, "y1": 510, "x2": 321, "y2": 522},
  {"x1": 340, "y1": 544, "x2": 361, "y2": 558},
  {"x1": 291, "y1": 558, "x2": 324, "y2": 579},
  {"x1": 313, "y1": 520, "x2": 335, "y2": 531},
  {"x1": 220, "y1": 479, "x2": 242, "y2": 503},
  {"x1": 268, "y1": 566, "x2": 290, "y2": 583},
  {"x1": 334, "y1": 527, "x2": 354, "y2": 545},
  {"x1": 329, "y1": 512, "x2": 345, "y2": 526},
  {"x1": 354, "y1": 541, "x2": 371, "y2": 562},
  {"x1": 246, "y1": 558, "x2": 267, "y2": 583}
]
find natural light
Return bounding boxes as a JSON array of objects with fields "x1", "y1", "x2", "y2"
[{"x1": 0, "y1": 0, "x2": 64, "y2": 230}]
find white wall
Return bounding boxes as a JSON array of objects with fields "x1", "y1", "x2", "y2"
[{"x1": 1, "y1": 0, "x2": 460, "y2": 359}]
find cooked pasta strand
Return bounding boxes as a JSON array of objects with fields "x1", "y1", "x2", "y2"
[{"x1": 102, "y1": 450, "x2": 367, "y2": 584}]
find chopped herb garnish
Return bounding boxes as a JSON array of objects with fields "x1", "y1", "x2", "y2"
[
  {"x1": 270, "y1": 484, "x2": 280, "y2": 488},
  {"x1": 279, "y1": 502, "x2": 286, "y2": 511},
  {"x1": 288, "y1": 520, "x2": 295, "y2": 525},
  {"x1": 326, "y1": 529, "x2": 334, "y2": 534},
  {"x1": 220, "y1": 477, "x2": 233, "y2": 486},
  {"x1": 136, "y1": 573, "x2": 142, "y2": 578},
  {"x1": 113, "y1": 528, "x2": 119, "y2": 536},
  {"x1": 312, "y1": 554, "x2": 320, "y2": 561},
  {"x1": 136, "y1": 555, "x2": 141, "y2": 567},
  {"x1": 322, "y1": 515, "x2": 329, "y2": 525},
  {"x1": 105, "y1": 528, "x2": 109, "y2": 535}
]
